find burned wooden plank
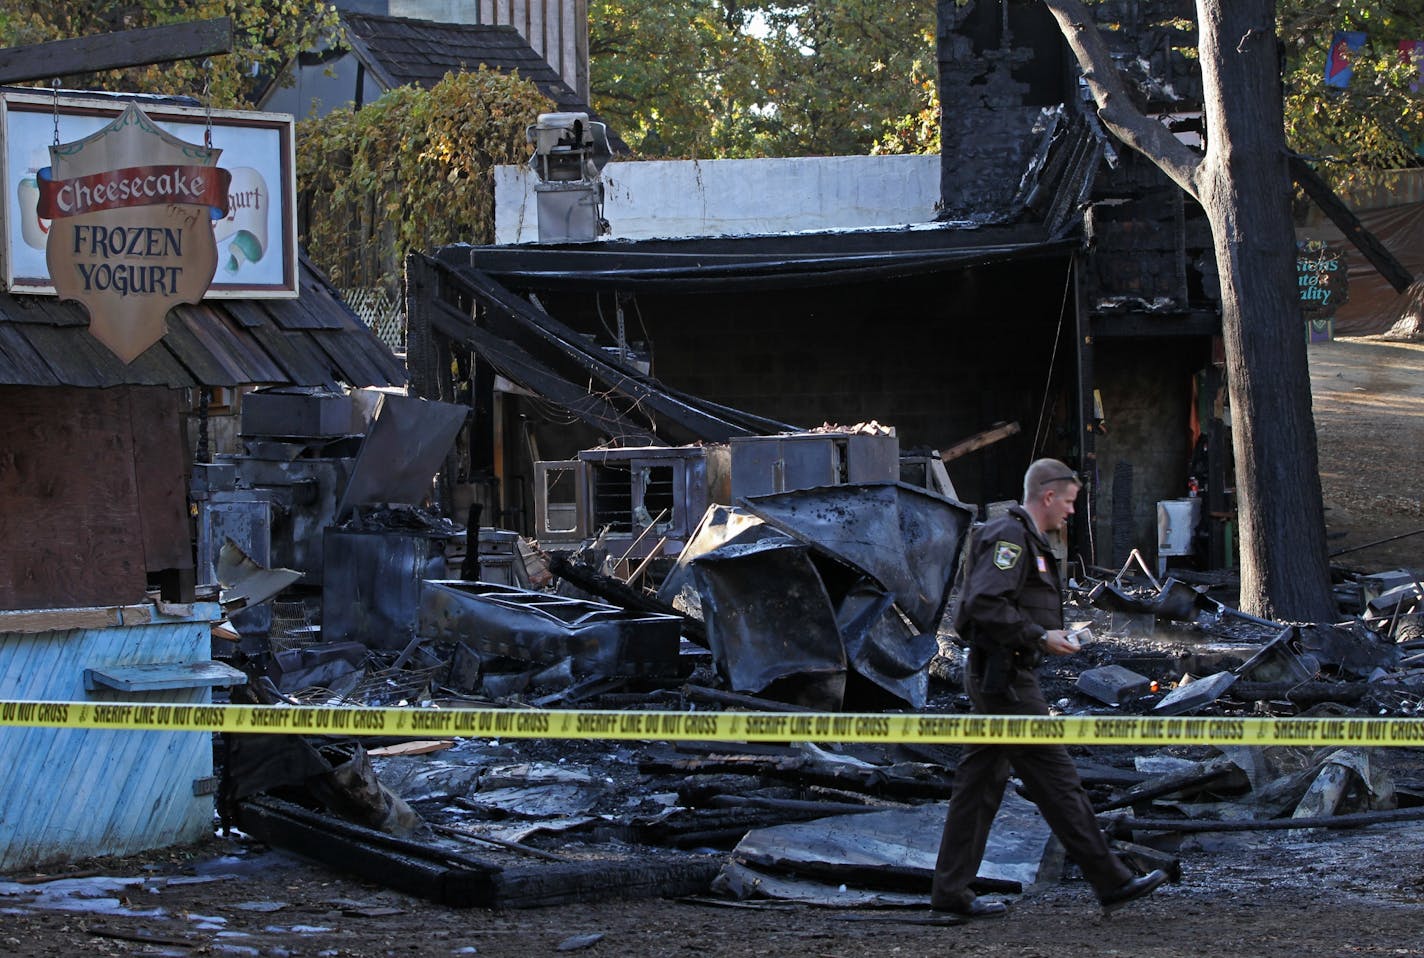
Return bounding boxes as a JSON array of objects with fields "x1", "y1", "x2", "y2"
[
  {"x1": 641, "y1": 747, "x2": 953, "y2": 801},
  {"x1": 1105, "y1": 805, "x2": 1424, "y2": 836},
  {"x1": 236, "y1": 796, "x2": 499, "y2": 907},
  {"x1": 709, "y1": 794, "x2": 888, "y2": 817},
  {"x1": 431, "y1": 822, "x2": 574, "y2": 862},
  {"x1": 1226, "y1": 680, "x2": 1370, "y2": 706},
  {"x1": 1093, "y1": 764, "x2": 1237, "y2": 813},
  {"x1": 237, "y1": 795, "x2": 721, "y2": 908}
]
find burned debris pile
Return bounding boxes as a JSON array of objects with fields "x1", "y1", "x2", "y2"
[{"x1": 199, "y1": 393, "x2": 1424, "y2": 909}]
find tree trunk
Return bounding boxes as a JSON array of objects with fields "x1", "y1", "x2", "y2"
[
  {"x1": 1194, "y1": 0, "x2": 1333, "y2": 621},
  {"x1": 1041, "y1": 0, "x2": 1335, "y2": 621}
]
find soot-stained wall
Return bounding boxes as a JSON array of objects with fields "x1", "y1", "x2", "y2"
[{"x1": 542, "y1": 254, "x2": 1081, "y2": 510}]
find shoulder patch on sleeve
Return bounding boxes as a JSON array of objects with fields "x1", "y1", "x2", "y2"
[{"x1": 992, "y1": 540, "x2": 1022, "y2": 571}]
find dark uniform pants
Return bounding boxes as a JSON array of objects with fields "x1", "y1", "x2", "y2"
[{"x1": 931, "y1": 663, "x2": 1135, "y2": 908}]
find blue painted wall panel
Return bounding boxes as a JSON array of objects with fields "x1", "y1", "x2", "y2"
[{"x1": 0, "y1": 603, "x2": 223, "y2": 871}]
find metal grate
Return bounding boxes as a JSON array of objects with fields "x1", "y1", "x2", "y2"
[
  {"x1": 268, "y1": 600, "x2": 320, "y2": 655},
  {"x1": 339, "y1": 286, "x2": 405, "y2": 353},
  {"x1": 339, "y1": 663, "x2": 441, "y2": 707}
]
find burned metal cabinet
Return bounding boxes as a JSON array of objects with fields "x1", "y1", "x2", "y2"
[
  {"x1": 729, "y1": 432, "x2": 899, "y2": 502},
  {"x1": 419, "y1": 580, "x2": 682, "y2": 677},
  {"x1": 202, "y1": 388, "x2": 364, "y2": 587},
  {"x1": 316, "y1": 393, "x2": 470, "y2": 652},
  {"x1": 323, "y1": 527, "x2": 452, "y2": 652},
  {"x1": 534, "y1": 445, "x2": 731, "y2": 558}
]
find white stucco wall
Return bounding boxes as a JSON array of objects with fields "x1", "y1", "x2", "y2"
[{"x1": 493, "y1": 154, "x2": 941, "y2": 244}]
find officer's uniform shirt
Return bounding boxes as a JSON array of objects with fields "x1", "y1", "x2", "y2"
[{"x1": 952, "y1": 504, "x2": 1062, "y2": 661}]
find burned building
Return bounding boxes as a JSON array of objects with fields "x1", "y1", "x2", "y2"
[{"x1": 398, "y1": 0, "x2": 1238, "y2": 581}]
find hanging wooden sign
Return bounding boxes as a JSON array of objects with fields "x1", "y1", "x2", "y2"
[{"x1": 37, "y1": 102, "x2": 230, "y2": 362}]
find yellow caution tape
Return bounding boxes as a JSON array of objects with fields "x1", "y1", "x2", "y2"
[{"x1": 3, "y1": 700, "x2": 1424, "y2": 747}]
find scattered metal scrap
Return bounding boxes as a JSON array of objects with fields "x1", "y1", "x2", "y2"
[{"x1": 198, "y1": 384, "x2": 1424, "y2": 911}]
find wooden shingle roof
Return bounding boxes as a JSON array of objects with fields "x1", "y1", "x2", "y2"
[
  {"x1": 339, "y1": 12, "x2": 626, "y2": 152},
  {"x1": 0, "y1": 257, "x2": 406, "y2": 389}
]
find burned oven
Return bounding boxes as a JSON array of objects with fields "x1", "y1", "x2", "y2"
[{"x1": 533, "y1": 445, "x2": 731, "y2": 560}]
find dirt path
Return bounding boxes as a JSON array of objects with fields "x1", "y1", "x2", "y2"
[
  {"x1": 1310, "y1": 335, "x2": 1424, "y2": 573},
  {"x1": 3, "y1": 814, "x2": 1424, "y2": 957}
]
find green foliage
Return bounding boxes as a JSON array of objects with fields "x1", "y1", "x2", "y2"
[
  {"x1": 1278, "y1": 0, "x2": 1424, "y2": 187},
  {"x1": 589, "y1": 0, "x2": 937, "y2": 158},
  {"x1": 753, "y1": 1, "x2": 937, "y2": 157},
  {"x1": 295, "y1": 68, "x2": 550, "y2": 290},
  {"x1": 0, "y1": 1, "x2": 340, "y2": 108},
  {"x1": 872, "y1": 55, "x2": 941, "y2": 156},
  {"x1": 588, "y1": 0, "x2": 765, "y2": 157}
]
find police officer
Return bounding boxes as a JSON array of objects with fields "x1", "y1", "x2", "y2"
[{"x1": 930, "y1": 458, "x2": 1168, "y2": 918}]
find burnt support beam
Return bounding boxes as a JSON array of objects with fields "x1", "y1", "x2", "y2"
[
  {"x1": 1291, "y1": 155, "x2": 1415, "y2": 294},
  {"x1": 940, "y1": 421, "x2": 1021, "y2": 463}
]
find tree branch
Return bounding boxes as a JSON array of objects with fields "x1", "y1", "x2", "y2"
[{"x1": 1041, "y1": 0, "x2": 1203, "y2": 200}]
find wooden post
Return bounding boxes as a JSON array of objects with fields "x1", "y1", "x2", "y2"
[{"x1": 1073, "y1": 255, "x2": 1097, "y2": 566}]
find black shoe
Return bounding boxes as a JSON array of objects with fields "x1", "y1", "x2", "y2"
[
  {"x1": 932, "y1": 897, "x2": 1008, "y2": 919},
  {"x1": 1099, "y1": 869, "x2": 1168, "y2": 913}
]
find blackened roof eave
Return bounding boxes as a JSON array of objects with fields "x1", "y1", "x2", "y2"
[
  {"x1": 434, "y1": 222, "x2": 1078, "y2": 294},
  {"x1": 446, "y1": 218, "x2": 1071, "y2": 259},
  {"x1": 338, "y1": 12, "x2": 629, "y2": 154},
  {"x1": 0, "y1": 259, "x2": 407, "y2": 390}
]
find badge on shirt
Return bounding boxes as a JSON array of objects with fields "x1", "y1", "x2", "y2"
[
  {"x1": 992, "y1": 540, "x2": 1022, "y2": 570},
  {"x1": 1037, "y1": 556, "x2": 1048, "y2": 573}
]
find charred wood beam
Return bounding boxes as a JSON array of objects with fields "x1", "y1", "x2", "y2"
[
  {"x1": 0, "y1": 18, "x2": 233, "y2": 84},
  {"x1": 1105, "y1": 805, "x2": 1424, "y2": 836},
  {"x1": 639, "y1": 752, "x2": 953, "y2": 801},
  {"x1": 807, "y1": 785, "x2": 917, "y2": 809},
  {"x1": 432, "y1": 821, "x2": 573, "y2": 863},
  {"x1": 940, "y1": 421, "x2": 1020, "y2": 463},
  {"x1": 709, "y1": 794, "x2": 887, "y2": 816},
  {"x1": 549, "y1": 553, "x2": 708, "y2": 646},
  {"x1": 429, "y1": 297, "x2": 657, "y2": 445},
  {"x1": 1094, "y1": 764, "x2": 1236, "y2": 813},
  {"x1": 236, "y1": 796, "x2": 499, "y2": 907},
  {"x1": 1075, "y1": 762, "x2": 1151, "y2": 790},
  {"x1": 240, "y1": 795, "x2": 721, "y2": 907},
  {"x1": 436, "y1": 262, "x2": 784, "y2": 443},
  {"x1": 683, "y1": 684, "x2": 818, "y2": 713},
  {"x1": 1290, "y1": 155, "x2": 1415, "y2": 294},
  {"x1": 1226, "y1": 680, "x2": 1370, "y2": 705}
]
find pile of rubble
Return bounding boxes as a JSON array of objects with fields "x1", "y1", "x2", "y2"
[{"x1": 214, "y1": 491, "x2": 1424, "y2": 910}]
